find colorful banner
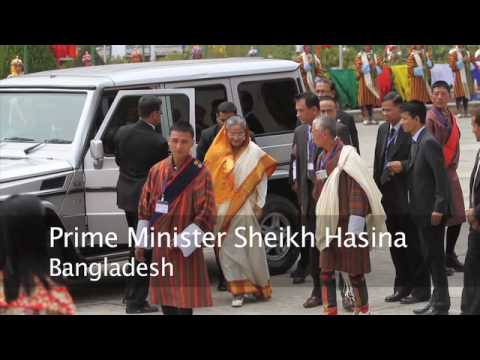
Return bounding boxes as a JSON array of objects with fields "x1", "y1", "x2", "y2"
[
  {"x1": 328, "y1": 68, "x2": 358, "y2": 109},
  {"x1": 390, "y1": 65, "x2": 410, "y2": 101}
]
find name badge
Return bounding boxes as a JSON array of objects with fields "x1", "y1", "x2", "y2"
[
  {"x1": 316, "y1": 169, "x2": 328, "y2": 180},
  {"x1": 155, "y1": 200, "x2": 169, "y2": 214},
  {"x1": 308, "y1": 162, "x2": 314, "y2": 171}
]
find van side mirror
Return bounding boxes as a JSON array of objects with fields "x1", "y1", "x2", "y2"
[{"x1": 90, "y1": 139, "x2": 104, "y2": 169}]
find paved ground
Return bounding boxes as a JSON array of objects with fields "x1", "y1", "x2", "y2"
[{"x1": 71, "y1": 111, "x2": 477, "y2": 315}]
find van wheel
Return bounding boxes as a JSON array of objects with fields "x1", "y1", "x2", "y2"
[{"x1": 260, "y1": 195, "x2": 300, "y2": 275}]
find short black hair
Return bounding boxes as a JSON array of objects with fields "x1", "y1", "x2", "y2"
[
  {"x1": 315, "y1": 77, "x2": 331, "y2": 86},
  {"x1": 217, "y1": 101, "x2": 237, "y2": 114},
  {"x1": 330, "y1": 81, "x2": 337, "y2": 93},
  {"x1": 400, "y1": 100, "x2": 427, "y2": 124},
  {"x1": 382, "y1": 91, "x2": 403, "y2": 106},
  {"x1": 295, "y1": 92, "x2": 320, "y2": 109},
  {"x1": 432, "y1": 80, "x2": 451, "y2": 92},
  {"x1": 138, "y1": 95, "x2": 161, "y2": 118},
  {"x1": 318, "y1": 95, "x2": 337, "y2": 104},
  {"x1": 170, "y1": 121, "x2": 194, "y2": 138}
]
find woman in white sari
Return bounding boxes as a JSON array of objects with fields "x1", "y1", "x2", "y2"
[{"x1": 204, "y1": 116, "x2": 277, "y2": 307}]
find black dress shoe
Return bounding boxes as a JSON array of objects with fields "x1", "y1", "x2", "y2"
[
  {"x1": 217, "y1": 281, "x2": 227, "y2": 292},
  {"x1": 414, "y1": 305, "x2": 448, "y2": 315},
  {"x1": 292, "y1": 276, "x2": 306, "y2": 284},
  {"x1": 412, "y1": 302, "x2": 432, "y2": 315},
  {"x1": 290, "y1": 268, "x2": 307, "y2": 278},
  {"x1": 385, "y1": 290, "x2": 410, "y2": 303},
  {"x1": 400, "y1": 294, "x2": 430, "y2": 305},
  {"x1": 303, "y1": 295, "x2": 322, "y2": 308},
  {"x1": 446, "y1": 253, "x2": 464, "y2": 272},
  {"x1": 126, "y1": 304, "x2": 159, "y2": 314}
]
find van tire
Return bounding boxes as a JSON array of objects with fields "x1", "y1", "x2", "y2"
[{"x1": 260, "y1": 194, "x2": 300, "y2": 275}]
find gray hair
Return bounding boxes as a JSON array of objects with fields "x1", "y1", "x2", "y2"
[
  {"x1": 312, "y1": 115, "x2": 337, "y2": 138},
  {"x1": 225, "y1": 115, "x2": 247, "y2": 130}
]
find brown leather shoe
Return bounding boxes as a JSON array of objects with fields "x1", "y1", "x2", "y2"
[{"x1": 303, "y1": 296, "x2": 322, "y2": 308}]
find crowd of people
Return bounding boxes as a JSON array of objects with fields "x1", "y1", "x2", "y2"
[
  {"x1": 110, "y1": 80, "x2": 479, "y2": 315},
  {"x1": 296, "y1": 45, "x2": 480, "y2": 123},
  {"x1": 2, "y1": 47, "x2": 480, "y2": 316}
]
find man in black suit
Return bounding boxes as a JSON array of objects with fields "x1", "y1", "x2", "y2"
[
  {"x1": 374, "y1": 92, "x2": 430, "y2": 304},
  {"x1": 196, "y1": 101, "x2": 237, "y2": 162},
  {"x1": 388, "y1": 100, "x2": 452, "y2": 315},
  {"x1": 318, "y1": 96, "x2": 353, "y2": 147},
  {"x1": 462, "y1": 110, "x2": 480, "y2": 315},
  {"x1": 114, "y1": 95, "x2": 169, "y2": 314},
  {"x1": 289, "y1": 92, "x2": 322, "y2": 308},
  {"x1": 315, "y1": 77, "x2": 360, "y2": 153}
]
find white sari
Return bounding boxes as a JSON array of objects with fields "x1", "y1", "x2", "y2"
[{"x1": 215, "y1": 142, "x2": 271, "y2": 293}]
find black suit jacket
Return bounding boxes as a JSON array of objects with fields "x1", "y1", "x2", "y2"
[
  {"x1": 405, "y1": 128, "x2": 452, "y2": 226},
  {"x1": 336, "y1": 121, "x2": 352, "y2": 147},
  {"x1": 196, "y1": 124, "x2": 220, "y2": 162},
  {"x1": 288, "y1": 124, "x2": 314, "y2": 216},
  {"x1": 197, "y1": 124, "x2": 220, "y2": 162},
  {"x1": 114, "y1": 120, "x2": 169, "y2": 212},
  {"x1": 469, "y1": 148, "x2": 480, "y2": 220},
  {"x1": 338, "y1": 110, "x2": 360, "y2": 154},
  {"x1": 373, "y1": 123, "x2": 411, "y2": 215},
  {"x1": 196, "y1": 123, "x2": 256, "y2": 162}
]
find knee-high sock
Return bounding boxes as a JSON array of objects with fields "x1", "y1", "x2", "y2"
[
  {"x1": 321, "y1": 271, "x2": 337, "y2": 314},
  {"x1": 350, "y1": 274, "x2": 369, "y2": 313}
]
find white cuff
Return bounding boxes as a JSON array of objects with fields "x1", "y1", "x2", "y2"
[
  {"x1": 348, "y1": 215, "x2": 366, "y2": 236},
  {"x1": 177, "y1": 223, "x2": 204, "y2": 258},
  {"x1": 135, "y1": 220, "x2": 151, "y2": 249}
]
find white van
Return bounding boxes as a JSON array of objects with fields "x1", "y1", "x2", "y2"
[{"x1": 0, "y1": 57, "x2": 305, "y2": 275}]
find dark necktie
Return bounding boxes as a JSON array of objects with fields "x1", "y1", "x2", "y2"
[
  {"x1": 307, "y1": 130, "x2": 316, "y2": 181},
  {"x1": 408, "y1": 139, "x2": 418, "y2": 170},
  {"x1": 383, "y1": 127, "x2": 396, "y2": 168}
]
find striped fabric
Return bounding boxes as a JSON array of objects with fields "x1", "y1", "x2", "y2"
[
  {"x1": 448, "y1": 49, "x2": 475, "y2": 98},
  {"x1": 354, "y1": 53, "x2": 383, "y2": 107},
  {"x1": 316, "y1": 142, "x2": 371, "y2": 275},
  {"x1": 138, "y1": 155, "x2": 217, "y2": 309},
  {"x1": 407, "y1": 52, "x2": 431, "y2": 103},
  {"x1": 227, "y1": 280, "x2": 272, "y2": 299}
]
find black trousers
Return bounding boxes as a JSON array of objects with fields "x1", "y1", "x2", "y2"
[
  {"x1": 461, "y1": 229, "x2": 480, "y2": 314},
  {"x1": 296, "y1": 200, "x2": 321, "y2": 296},
  {"x1": 213, "y1": 247, "x2": 226, "y2": 285},
  {"x1": 386, "y1": 214, "x2": 430, "y2": 297},
  {"x1": 161, "y1": 306, "x2": 193, "y2": 315},
  {"x1": 417, "y1": 224, "x2": 451, "y2": 311},
  {"x1": 124, "y1": 210, "x2": 153, "y2": 309},
  {"x1": 455, "y1": 96, "x2": 469, "y2": 113}
]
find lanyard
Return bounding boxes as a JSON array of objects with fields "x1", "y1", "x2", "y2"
[{"x1": 320, "y1": 145, "x2": 338, "y2": 170}]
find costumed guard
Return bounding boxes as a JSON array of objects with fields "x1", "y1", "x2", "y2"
[
  {"x1": 7, "y1": 56, "x2": 24, "y2": 78},
  {"x1": 407, "y1": 45, "x2": 434, "y2": 104},
  {"x1": 296, "y1": 45, "x2": 324, "y2": 93},
  {"x1": 131, "y1": 48, "x2": 143, "y2": 63},
  {"x1": 355, "y1": 45, "x2": 383, "y2": 125},
  {"x1": 449, "y1": 45, "x2": 475, "y2": 117},
  {"x1": 82, "y1": 51, "x2": 92, "y2": 66}
]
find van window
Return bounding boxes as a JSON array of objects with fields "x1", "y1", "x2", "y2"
[
  {"x1": 190, "y1": 85, "x2": 227, "y2": 142},
  {"x1": 101, "y1": 94, "x2": 190, "y2": 156},
  {"x1": 237, "y1": 78, "x2": 298, "y2": 136}
]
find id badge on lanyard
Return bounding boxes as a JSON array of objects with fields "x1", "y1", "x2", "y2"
[
  {"x1": 155, "y1": 184, "x2": 169, "y2": 214},
  {"x1": 316, "y1": 169, "x2": 328, "y2": 181}
]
